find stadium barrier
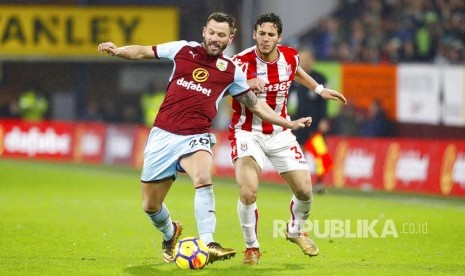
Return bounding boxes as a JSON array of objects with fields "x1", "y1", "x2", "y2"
[
  {"x1": 325, "y1": 137, "x2": 465, "y2": 197},
  {"x1": 0, "y1": 119, "x2": 148, "y2": 168},
  {"x1": 212, "y1": 133, "x2": 465, "y2": 197},
  {"x1": 1, "y1": 119, "x2": 464, "y2": 197}
]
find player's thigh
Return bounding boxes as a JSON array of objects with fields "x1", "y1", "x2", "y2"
[
  {"x1": 234, "y1": 155, "x2": 261, "y2": 192},
  {"x1": 177, "y1": 133, "x2": 213, "y2": 186},
  {"x1": 180, "y1": 150, "x2": 213, "y2": 186},
  {"x1": 267, "y1": 131, "x2": 309, "y2": 174},
  {"x1": 231, "y1": 130, "x2": 266, "y2": 169}
]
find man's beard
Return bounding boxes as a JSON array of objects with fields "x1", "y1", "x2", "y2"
[{"x1": 203, "y1": 38, "x2": 227, "y2": 56}]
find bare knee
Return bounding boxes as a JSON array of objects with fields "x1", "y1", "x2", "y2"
[
  {"x1": 142, "y1": 199, "x2": 162, "y2": 214},
  {"x1": 239, "y1": 186, "x2": 258, "y2": 205},
  {"x1": 294, "y1": 181, "x2": 313, "y2": 201},
  {"x1": 141, "y1": 180, "x2": 172, "y2": 214},
  {"x1": 192, "y1": 171, "x2": 212, "y2": 187},
  {"x1": 294, "y1": 189, "x2": 312, "y2": 201}
]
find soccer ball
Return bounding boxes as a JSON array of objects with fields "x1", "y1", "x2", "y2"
[{"x1": 173, "y1": 237, "x2": 209, "y2": 269}]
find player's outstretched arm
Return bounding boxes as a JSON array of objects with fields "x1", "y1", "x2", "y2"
[
  {"x1": 235, "y1": 91, "x2": 312, "y2": 131},
  {"x1": 294, "y1": 67, "x2": 347, "y2": 104},
  {"x1": 97, "y1": 42, "x2": 155, "y2": 60},
  {"x1": 247, "y1": 78, "x2": 267, "y2": 92}
]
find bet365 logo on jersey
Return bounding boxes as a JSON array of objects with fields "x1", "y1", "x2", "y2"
[{"x1": 264, "y1": 80, "x2": 292, "y2": 92}]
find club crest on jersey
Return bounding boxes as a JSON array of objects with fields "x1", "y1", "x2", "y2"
[
  {"x1": 287, "y1": 65, "x2": 293, "y2": 75},
  {"x1": 240, "y1": 142, "x2": 248, "y2": 151},
  {"x1": 278, "y1": 63, "x2": 293, "y2": 76},
  {"x1": 216, "y1": 58, "x2": 228, "y2": 71}
]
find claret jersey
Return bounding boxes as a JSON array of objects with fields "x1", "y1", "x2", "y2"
[
  {"x1": 152, "y1": 40, "x2": 250, "y2": 135},
  {"x1": 230, "y1": 45, "x2": 299, "y2": 135}
]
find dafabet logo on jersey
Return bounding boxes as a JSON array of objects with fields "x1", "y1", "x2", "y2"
[
  {"x1": 176, "y1": 68, "x2": 212, "y2": 96},
  {"x1": 192, "y1": 68, "x2": 209, "y2": 82}
]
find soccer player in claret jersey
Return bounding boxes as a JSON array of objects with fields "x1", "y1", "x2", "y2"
[
  {"x1": 230, "y1": 13, "x2": 347, "y2": 264},
  {"x1": 98, "y1": 12, "x2": 312, "y2": 265}
]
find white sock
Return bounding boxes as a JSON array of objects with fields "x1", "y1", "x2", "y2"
[
  {"x1": 195, "y1": 185, "x2": 215, "y2": 245},
  {"x1": 237, "y1": 200, "x2": 259, "y2": 248},
  {"x1": 288, "y1": 195, "x2": 312, "y2": 235},
  {"x1": 146, "y1": 203, "x2": 174, "y2": 241}
]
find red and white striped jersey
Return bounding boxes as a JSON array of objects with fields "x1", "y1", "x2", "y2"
[{"x1": 229, "y1": 45, "x2": 300, "y2": 135}]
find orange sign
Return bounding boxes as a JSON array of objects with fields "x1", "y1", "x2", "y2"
[{"x1": 342, "y1": 64, "x2": 397, "y2": 119}]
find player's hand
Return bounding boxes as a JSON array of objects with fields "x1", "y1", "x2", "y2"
[
  {"x1": 98, "y1": 42, "x2": 118, "y2": 56},
  {"x1": 289, "y1": 117, "x2": 312, "y2": 131},
  {"x1": 247, "y1": 78, "x2": 268, "y2": 93},
  {"x1": 321, "y1": 88, "x2": 347, "y2": 104}
]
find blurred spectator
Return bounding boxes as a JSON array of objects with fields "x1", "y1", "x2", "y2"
[
  {"x1": 399, "y1": 39, "x2": 417, "y2": 61},
  {"x1": 82, "y1": 98, "x2": 103, "y2": 121},
  {"x1": 102, "y1": 100, "x2": 120, "y2": 123},
  {"x1": 122, "y1": 104, "x2": 139, "y2": 124},
  {"x1": 330, "y1": 102, "x2": 362, "y2": 136},
  {"x1": 415, "y1": 11, "x2": 440, "y2": 61},
  {"x1": 380, "y1": 38, "x2": 401, "y2": 63},
  {"x1": 359, "y1": 100, "x2": 392, "y2": 137},
  {"x1": 0, "y1": 90, "x2": 19, "y2": 118},
  {"x1": 289, "y1": 47, "x2": 329, "y2": 146},
  {"x1": 140, "y1": 81, "x2": 165, "y2": 127},
  {"x1": 0, "y1": 102, "x2": 18, "y2": 118},
  {"x1": 18, "y1": 84, "x2": 48, "y2": 121}
]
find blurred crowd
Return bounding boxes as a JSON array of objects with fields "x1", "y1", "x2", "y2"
[{"x1": 299, "y1": 0, "x2": 465, "y2": 64}]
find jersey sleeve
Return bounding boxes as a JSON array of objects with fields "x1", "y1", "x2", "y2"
[
  {"x1": 231, "y1": 55, "x2": 249, "y2": 75},
  {"x1": 153, "y1": 40, "x2": 189, "y2": 60},
  {"x1": 290, "y1": 47, "x2": 300, "y2": 74},
  {"x1": 229, "y1": 65, "x2": 250, "y2": 97}
]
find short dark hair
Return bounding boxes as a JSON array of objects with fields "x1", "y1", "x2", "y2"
[
  {"x1": 206, "y1": 12, "x2": 237, "y2": 35},
  {"x1": 255, "y1": 12, "x2": 283, "y2": 35}
]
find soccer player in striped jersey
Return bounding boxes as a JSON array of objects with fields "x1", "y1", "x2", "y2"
[
  {"x1": 230, "y1": 13, "x2": 347, "y2": 264},
  {"x1": 98, "y1": 12, "x2": 312, "y2": 265}
]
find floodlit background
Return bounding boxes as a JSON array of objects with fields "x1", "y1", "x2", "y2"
[{"x1": 1, "y1": 1, "x2": 465, "y2": 274}]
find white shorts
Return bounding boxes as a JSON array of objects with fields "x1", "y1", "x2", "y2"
[
  {"x1": 141, "y1": 127, "x2": 213, "y2": 182},
  {"x1": 230, "y1": 129, "x2": 308, "y2": 173}
]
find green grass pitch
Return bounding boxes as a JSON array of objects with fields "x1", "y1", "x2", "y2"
[{"x1": 1, "y1": 158, "x2": 464, "y2": 275}]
